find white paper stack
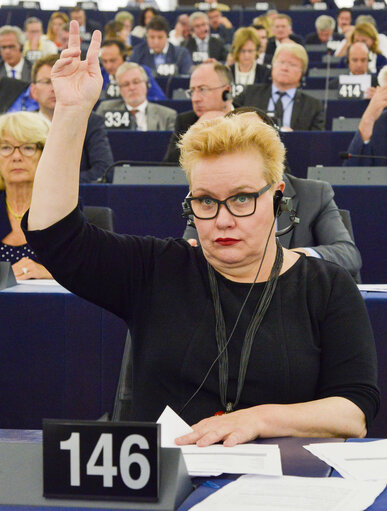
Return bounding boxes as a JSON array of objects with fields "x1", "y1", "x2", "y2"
[{"x1": 304, "y1": 439, "x2": 387, "y2": 480}]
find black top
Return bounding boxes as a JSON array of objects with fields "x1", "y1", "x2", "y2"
[{"x1": 24, "y1": 207, "x2": 380, "y2": 428}]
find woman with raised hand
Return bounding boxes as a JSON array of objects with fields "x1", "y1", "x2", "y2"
[{"x1": 25, "y1": 22, "x2": 379, "y2": 447}]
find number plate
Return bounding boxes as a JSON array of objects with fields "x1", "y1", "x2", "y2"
[
  {"x1": 104, "y1": 111, "x2": 131, "y2": 129},
  {"x1": 338, "y1": 83, "x2": 363, "y2": 100},
  {"x1": 43, "y1": 420, "x2": 160, "y2": 501}
]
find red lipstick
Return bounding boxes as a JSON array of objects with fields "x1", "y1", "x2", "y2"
[{"x1": 215, "y1": 238, "x2": 240, "y2": 246}]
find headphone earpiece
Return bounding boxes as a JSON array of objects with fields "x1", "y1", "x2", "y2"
[
  {"x1": 273, "y1": 190, "x2": 283, "y2": 217},
  {"x1": 182, "y1": 198, "x2": 193, "y2": 218},
  {"x1": 222, "y1": 89, "x2": 232, "y2": 102}
]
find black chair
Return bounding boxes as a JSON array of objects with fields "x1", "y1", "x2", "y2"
[
  {"x1": 338, "y1": 208, "x2": 362, "y2": 284},
  {"x1": 112, "y1": 330, "x2": 133, "y2": 422},
  {"x1": 83, "y1": 206, "x2": 115, "y2": 232}
]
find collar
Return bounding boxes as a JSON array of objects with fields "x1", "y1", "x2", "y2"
[
  {"x1": 5, "y1": 58, "x2": 24, "y2": 73},
  {"x1": 193, "y1": 34, "x2": 209, "y2": 46},
  {"x1": 126, "y1": 100, "x2": 148, "y2": 113},
  {"x1": 149, "y1": 42, "x2": 169, "y2": 55},
  {"x1": 272, "y1": 84, "x2": 297, "y2": 99}
]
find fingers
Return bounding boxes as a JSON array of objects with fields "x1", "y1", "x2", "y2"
[
  {"x1": 86, "y1": 29, "x2": 102, "y2": 68},
  {"x1": 187, "y1": 238, "x2": 198, "y2": 247},
  {"x1": 68, "y1": 20, "x2": 81, "y2": 52}
]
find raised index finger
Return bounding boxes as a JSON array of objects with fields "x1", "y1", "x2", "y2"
[{"x1": 68, "y1": 19, "x2": 81, "y2": 52}]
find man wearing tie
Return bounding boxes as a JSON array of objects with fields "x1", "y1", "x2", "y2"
[
  {"x1": 235, "y1": 43, "x2": 325, "y2": 131},
  {"x1": 96, "y1": 62, "x2": 177, "y2": 131},
  {"x1": 0, "y1": 26, "x2": 32, "y2": 82}
]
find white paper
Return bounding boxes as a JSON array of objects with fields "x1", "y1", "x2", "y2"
[
  {"x1": 190, "y1": 474, "x2": 386, "y2": 511},
  {"x1": 156, "y1": 406, "x2": 193, "y2": 448},
  {"x1": 358, "y1": 284, "x2": 387, "y2": 292},
  {"x1": 181, "y1": 444, "x2": 282, "y2": 477},
  {"x1": 305, "y1": 439, "x2": 387, "y2": 480},
  {"x1": 16, "y1": 279, "x2": 60, "y2": 286},
  {"x1": 339, "y1": 74, "x2": 372, "y2": 91}
]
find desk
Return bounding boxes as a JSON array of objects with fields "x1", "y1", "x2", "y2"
[{"x1": 0, "y1": 283, "x2": 127, "y2": 430}]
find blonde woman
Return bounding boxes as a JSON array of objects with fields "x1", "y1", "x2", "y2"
[{"x1": 46, "y1": 11, "x2": 69, "y2": 48}]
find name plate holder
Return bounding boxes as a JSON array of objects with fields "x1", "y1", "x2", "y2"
[
  {"x1": 0, "y1": 261, "x2": 17, "y2": 290},
  {"x1": 42, "y1": 419, "x2": 192, "y2": 509}
]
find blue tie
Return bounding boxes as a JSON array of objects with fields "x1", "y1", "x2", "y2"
[{"x1": 11, "y1": 70, "x2": 16, "y2": 79}]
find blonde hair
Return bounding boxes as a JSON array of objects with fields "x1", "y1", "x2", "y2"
[
  {"x1": 47, "y1": 11, "x2": 69, "y2": 42},
  {"x1": 272, "y1": 42, "x2": 309, "y2": 74},
  {"x1": 179, "y1": 113, "x2": 285, "y2": 187},
  {"x1": 252, "y1": 15, "x2": 272, "y2": 37},
  {"x1": 0, "y1": 112, "x2": 49, "y2": 190},
  {"x1": 351, "y1": 22, "x2": 381, "y2": 54},
  {"x1": 231, "y1": 27, "x2": 260, "y2": 62}
]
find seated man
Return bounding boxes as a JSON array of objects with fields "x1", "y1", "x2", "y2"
[
  {"x1": 96, "y1": 62, "x2": 176, "y2": 131},
  {"x1": 130, "y1": 16, "x2": 192, "y2": 76},
  {"x1": 23, "y1": 17, "x2": 58, "y2": 64},
  {"x1": 182, "y1": 12, "x2": 228, "y2": 65},
  {"x1": 164, "y1": 61, "x2": 233, "y2": 162},
  {"x1": 336, "y1": 8, "x2": 353, "y2": 37},
  {"x1": 208, "y1": 8, "x2": 234, "y2": 45},
  {"x1": 30, "y1": 54, "x2": 113, "y2": 183},
  {"x1": 69, "y1": 6, "x2": 102, "y2": 48},
  {"x1": 0, "y1": 25, "x2": 32, "y2": 81},
  {"x1": 264, "y1": 14, "x2": 304, "y2": 65},
  {"x1": 344, "y1": 84, "x2": 387, "y2": 166},
  {"x1": 305, "y1": 15, "x2": 343, "y2": 45},
  {"x1": 329, "y1": 42, "x2": 378, "y2": 95},
  {"x1": 99, "y1": 39, "x2": 165, "y2": 101},
  {"x1": 235, "y1": 43, "x2": 325, "y2": 131},
  {"x1": 169, "y1": 14, "x2": 191, "y2": 46}
]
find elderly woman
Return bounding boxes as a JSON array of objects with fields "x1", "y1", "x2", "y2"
[
  {"x1": 25, "y1": 23, "x2": 378, "y2": 445},
  {"x1": 228, "y1": 27, "x2": 270, "y2": 88},
  {"x1": 0, "y1": 111, "x2": 51, "y2": 279}
]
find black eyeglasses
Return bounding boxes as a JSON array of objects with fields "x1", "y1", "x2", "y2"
[{"x1": 185, "y1": 183, "x2": 272, "y2": 220}]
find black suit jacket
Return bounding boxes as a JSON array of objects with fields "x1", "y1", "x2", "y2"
[
  {"x1": 0, "y1": 58, "x2": 32, "y2": 82},
  {"x1": 264, "y1": 35, "x2": 304, "y2": 65},
  {"x1": 305, "y1": 32, "x2": 343, "y2": 44},
  {"x1": 163, "y1": 110, "x2": 198, "y2": 163},
  {"x1": 0, "y1": 77, "x2": 29, "y2": 113},
  {"x1": 183, "y1": 36, "x2": 228, "y2": 63},
  {"x1": 235, "y1": 83, "x2": 325, "y2": 131}
]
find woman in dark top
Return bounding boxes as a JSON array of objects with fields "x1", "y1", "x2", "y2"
[
  {"x1": 228, "y1": 27, "x2": 270, "y2": 95},
  {"x1": 0, "y1": 111, "x2": 52, "y2": 279},
  {"x1": 25, "y1": 22, "x2": 379, "y2": 447}
]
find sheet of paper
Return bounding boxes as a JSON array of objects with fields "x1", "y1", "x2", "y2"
[
  {"x1": 181, "y1": 444, "x2": 282, "y2": 477},
  {"x1": 156, "y1": 406, "x2": 193, "y2": 448},
  {"x1": 304, "y1": 439, "x2": 387, "y2": 480},
  {"x1": 358, "y1": 284, "x2": 387, "y2": 292},
  {"x1": 190, "y1": 474, "x2": 386, "y2": 511},
  {"x1": 16, "y1": 279, "x2": 60, "y2": 286}
]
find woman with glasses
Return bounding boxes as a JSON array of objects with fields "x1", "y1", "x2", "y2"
[
  {"x1": 228, "y1": 27, "x2": 270, "y2": 90},
  {"x1": 25, "y1": 23, "x2": 378, "y2": 445},
  {"x1": 0, "y1": 111, "x2": 52, "y2": 279}
]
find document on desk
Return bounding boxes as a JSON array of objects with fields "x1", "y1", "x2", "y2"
[
  {"x1": 190, "y1": 474, "x2": 386, "y2": 511},
  {"x1": 304, "y1": 439, "x2": 387, "y2": 480},
  {"x1": 157, "y1": 406, "x2": 282, "y2": 477}
]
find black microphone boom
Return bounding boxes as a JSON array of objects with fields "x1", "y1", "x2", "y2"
[{"x1": 339, "y1": 151, "x2": 387, "y2": 161}]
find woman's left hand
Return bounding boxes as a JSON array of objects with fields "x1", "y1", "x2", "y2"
[
  {"x1": 12, "y1": 257, "x2": 53, "y2": 280},
  {"x1": 175, "y1": 408, "x2": 262, "y2": 447}
]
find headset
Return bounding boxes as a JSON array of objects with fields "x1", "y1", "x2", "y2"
[{"x1": 221, "y1": 89, "x2": 232, "y2": 102}]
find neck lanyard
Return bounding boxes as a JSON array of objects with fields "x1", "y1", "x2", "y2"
[{"x1": 207, "y1": 239, "x2": 283, "y2": 413}]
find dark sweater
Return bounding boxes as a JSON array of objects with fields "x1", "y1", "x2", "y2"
[{"x1": 24, "y1": 207, "x2": 379, "y2": 427}]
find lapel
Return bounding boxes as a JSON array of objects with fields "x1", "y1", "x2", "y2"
[
  {"x1": 277, "y1": 175, "x2": 298, "y2": 248},
  {"x1": 290, "y1": 89, "x2": 302, "y2": 130},
  {"x1": 260, "y1": 84, "x2": 272, "y2": 109},
  {"x1": 146, "y1": 103, "x2": 157, "y2": 130}
]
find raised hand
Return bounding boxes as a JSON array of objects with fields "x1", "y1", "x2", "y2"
[{"x1": 51, "y1": 20, "x2": 103, "y2": 111}]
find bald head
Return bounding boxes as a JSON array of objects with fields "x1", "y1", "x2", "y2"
[{"x1": 348, "y1": 41, "x2": 369, "y2": 75}]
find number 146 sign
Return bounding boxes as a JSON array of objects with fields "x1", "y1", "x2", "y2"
[{"x1": 43, "y1": 420, "x2": 160, "y2": 502}]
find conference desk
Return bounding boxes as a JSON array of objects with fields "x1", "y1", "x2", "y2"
[
  {"x1": 106, "y1": 130, "x2": 355, "y2": 177},
  {"x1": 0, "y1": 283, "x2": 386, "y2": 437}
]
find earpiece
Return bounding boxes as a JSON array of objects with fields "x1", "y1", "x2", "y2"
[
  {"x1": 273, "y1": 190, "x2": 283, "y2": 217},
  {"x1": 222, "y1": 89, "x2": 232, "y2": 102}
]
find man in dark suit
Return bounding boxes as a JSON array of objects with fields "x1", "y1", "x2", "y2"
[
  {"x1": 96, "y1": 62, "x2": 176, "y2": 130},
  {"x1": 130, "y1": 16, "x2": 192, "y2": 76},
  {"x1": 182, "y1": 12, "x2": 228, "y2": 65},
  {"x1": 344, "y1": 85, "x2": 387, "y2": 166},
  {"x1": 30, "y1": 54, "x2": 113, "y2": 182},
  {"x1": 183, "y1": 173, "x2": 362, "y2": 278},
  {"x1": 208, "y1": 8, "x2": 234, "y2": 45},
  {"x1": 329, "y1": 42, "x2": 378, "y2": 92},
  {"x1": 305, "y1": 15, "x2": 343, "y2": 45},
  {"x1": 236, "y1": 43, "x2": 325, "y2": 131},
  {"x1": 70, "y1": 6, "x2": 102, "y2": 48},
  {"x1": 164, "y1": 62, "x2": 233, "y2": 162},
  {"x1": 264, "y1": 14, "x2": 304, "y2": 66},
  {"x1": 0, "y1": 26, "x2": 32, "y2": 82}
]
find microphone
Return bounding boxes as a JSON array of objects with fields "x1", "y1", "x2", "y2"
[
  {"x1": 339, "y1": 151, "x2": 387, "y2": 161},
  {"x1": 96, "y1": 160, "x2": 133, "y2": 184},
  {"x1": 322, "y1": 50, "x2": 332, "y2": 128}
]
